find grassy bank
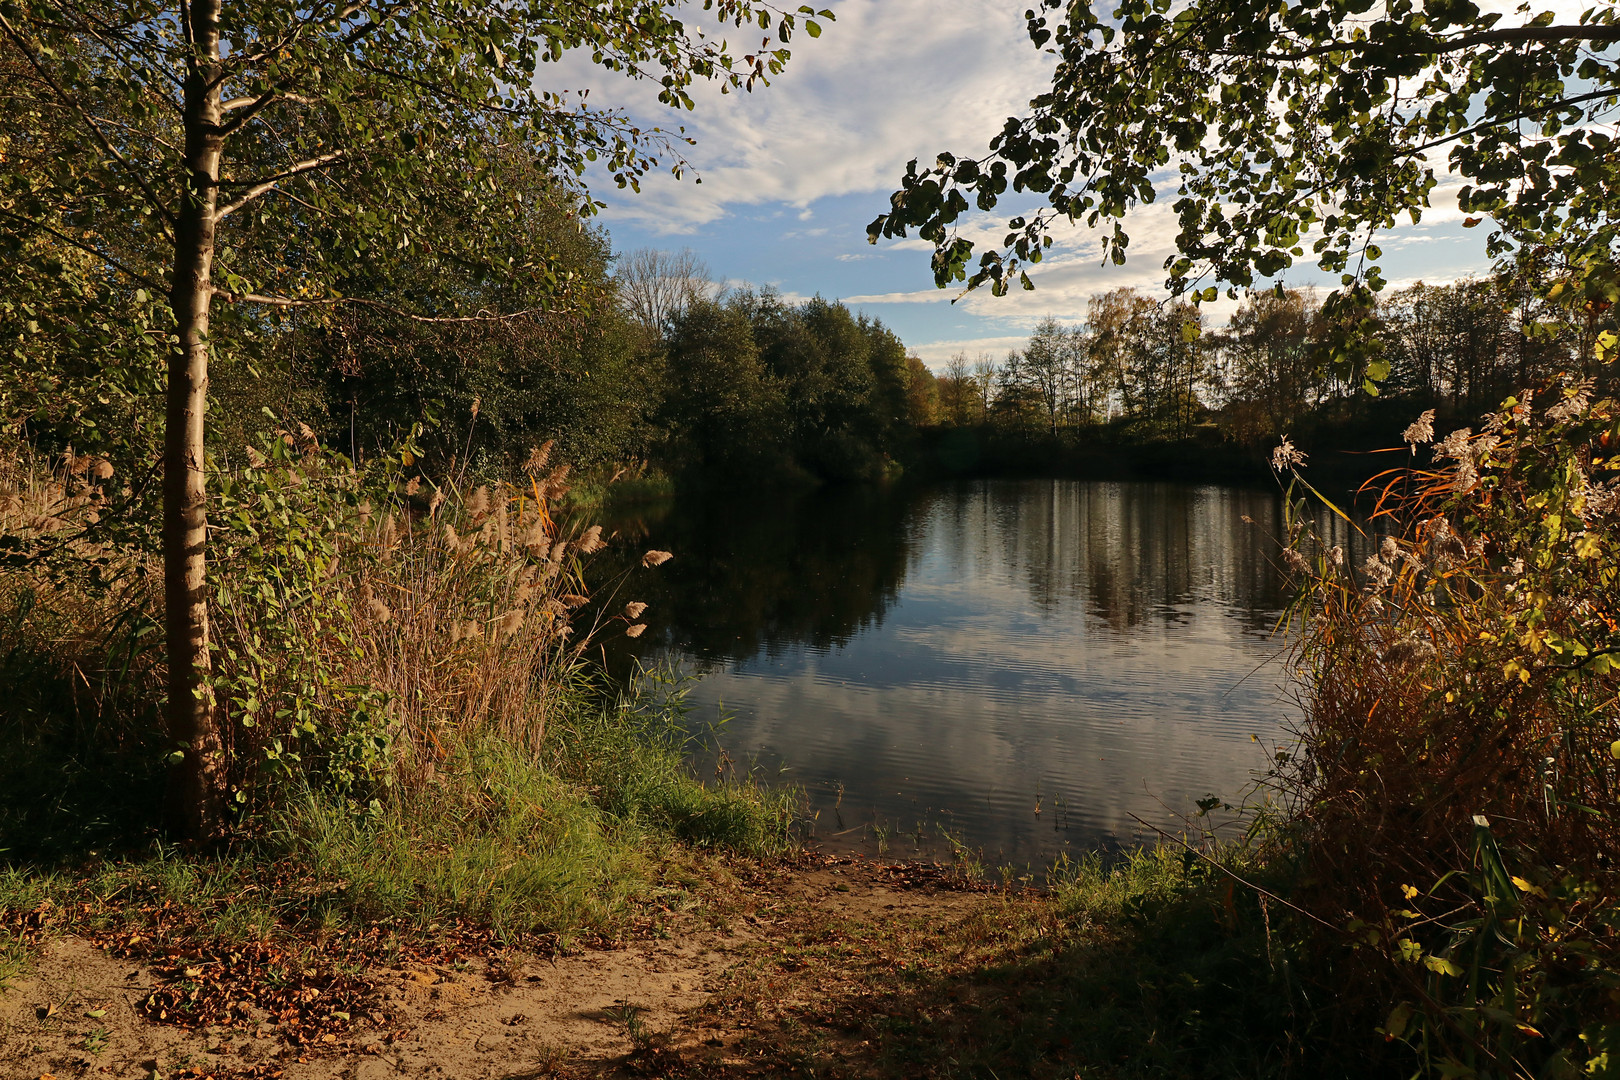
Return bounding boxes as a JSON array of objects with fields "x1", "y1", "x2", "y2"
[
  {"x1": 0, "y1": 697, "x2": 794, "y2": 951},
  {"x1": 0, "y1": 435, "x2": 793, "y2": 957}
]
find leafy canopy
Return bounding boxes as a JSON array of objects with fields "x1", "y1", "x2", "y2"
[
  {"x1": 0, "y1": 0, "x2": 834, "y2": 317},
  {"x1": 868, "y1": 0, "x2": 1620, "y2": 308}
]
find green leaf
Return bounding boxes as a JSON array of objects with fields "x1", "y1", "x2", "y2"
[
  {"x1": 1423, "y1": 955, "x2": 1462, "y2": 977},
  {"x1": 1383, "y1": 1003, "x2": 1412, "y2": 1040}
]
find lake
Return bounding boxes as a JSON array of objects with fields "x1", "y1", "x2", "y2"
[{"x1": 602, "y1": 478, "x2": 1306, "y2": 867}]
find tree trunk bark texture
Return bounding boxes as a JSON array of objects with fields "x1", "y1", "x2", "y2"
[{"x1": 165, "y1": 0, "x2": 227, "y2": 842}]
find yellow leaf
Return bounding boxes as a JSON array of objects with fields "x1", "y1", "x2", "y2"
[{"x1": 1511, "y1": 876, "x2": 1546, "y2": 898}]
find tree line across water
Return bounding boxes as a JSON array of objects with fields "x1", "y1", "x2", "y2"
[
  {"x1": 30, "y1": 236, "x2": 1599, "y2": 496},
  {"x1": 927, "y1": 274, "x2": 1616, "y2": 478}
]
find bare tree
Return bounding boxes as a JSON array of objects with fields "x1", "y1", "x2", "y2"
[
  {"x1": 938, "y1": 352, "x2": 974, "y2": 425},
  {"x1": 972, "y1": 354, "x2": 998, "y2": 421},
  {"x1": 615, "y1": 248, "x2": 713, "y2": 335}
]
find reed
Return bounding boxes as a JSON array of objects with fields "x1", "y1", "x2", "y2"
[
  {"x1": 0, "y1": 426, "x2": 789, "y2": 944},
  {"x1": 198, "y1": 430, "x2": 669, "y2": 805},
  {"x1": 1270, "y1": 375, "x2": 1620, "y2": 1077}
]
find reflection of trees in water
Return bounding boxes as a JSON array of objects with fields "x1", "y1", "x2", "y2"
[
  {"x1": 601, "y1": 479, "x2": 1296, "y2": 673},
  {"x1": 930, "y1": 480, "x2": 1291, "y2": 634},
  {"x1": 600, "y1": 484, "x2": 917, "y2": 665}
]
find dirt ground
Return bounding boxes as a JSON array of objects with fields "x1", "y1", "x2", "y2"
[{"x1": 0, "y1": 857, "x2": 1005, "y2": 1080}]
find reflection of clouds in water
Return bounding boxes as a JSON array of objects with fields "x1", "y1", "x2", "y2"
[
  {"x1": 697, "y1": 629, "x2": 1292, "y2": 860},
  {"x1": 635, "y1": 479, "x2": 1304, "y2": 863}
]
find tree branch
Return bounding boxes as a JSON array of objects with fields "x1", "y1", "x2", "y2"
[
  {"x1": 214, "y1": 287, "x2": 561, "y2": 323},
  {"x1": 1221, "y1": 22, "x2": 1620, "y2": 62},
  {"x1": 222, "y1": 90, "x2": 318, "y2": 110},
  {"x1": 213, "y1": 150, "x2": 351, "y2": 220},
  {"x1": 219, "y1": 89, "x2": 319, "y2": 135},
  {"x1": 1407, "y1": 86, "x2": 1620, "y2": 155},
  {"x1": 0, "y1": 206, "x2": 168, "y2": 293},
  {"x1": 0, "y1": 12, "x2": 177, "y2": 230}
]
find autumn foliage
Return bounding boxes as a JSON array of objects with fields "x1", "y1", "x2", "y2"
[{"x1": 1276, "y1": 356, "x2": 1620, "y2": 1076}]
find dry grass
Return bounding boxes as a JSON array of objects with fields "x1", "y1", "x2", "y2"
[
  {"x1": 0, "y1": 432, "x2": 693, "y2": 852},
  {"x1": 197, "y1": 434, "x2": 668, "y2": 799}
]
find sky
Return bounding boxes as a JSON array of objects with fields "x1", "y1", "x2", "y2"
[{"x1": 565, "y1": 0, "x2": 1503, "y2": 370}]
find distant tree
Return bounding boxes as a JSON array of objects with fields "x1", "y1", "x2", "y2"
[
  {"x1": 660, "y1": 300, "x2": 783, "y2": 476},
  {"x1": 861, "y1": 316, "x2": 914, "y2": 448},
  {"x1": 1019, "y1": 317, "x2": 1070, "y2": 436},
  {"x1": 992, "y1": 350, "x2": 1044, "y2": 435},
  {"x1": 903, "y1": 355, "x2": 939, "y2": 427},
  {"x1": 938, "y1": 353, "x2": 976, "y2": 426},
  {"x1": 1087, "y1": 289, "x2": 1205, "y2": 434},
  {"x1": 1380, "y1": 279, "x2": 1525, "y2": 413},
  {"x1": 1088, "y1": 289, "x2": 1158, "y2": 420},
  {"x1": 1056, "y1": 322, "x2": 1102, "y2": 427},
  {"x1": 1213, "y1": 289, "x2": 1323, "y2": 438},
  {"x1": 615, "y1": 248, "x2": 714, "y2": 337},
  {"x1": 972, "y1": 355, "x2": 998, "y2": 420}
]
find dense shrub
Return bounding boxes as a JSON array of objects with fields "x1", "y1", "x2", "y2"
[{"x1": 1274, "y1": 354, "x2": 1620, "y2": 1077}]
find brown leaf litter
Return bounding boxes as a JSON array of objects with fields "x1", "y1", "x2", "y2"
[{"x1": 0, "y1": 855, "x2": 1007, "y2": 1079}]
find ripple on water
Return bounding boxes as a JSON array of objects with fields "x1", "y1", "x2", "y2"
[{"x1": 610, "y1": 478, "x2": 1303, "y2": 864}]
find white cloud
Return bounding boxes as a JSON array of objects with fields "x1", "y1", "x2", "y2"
[
  {"x1": 559, "y1": 0, "x2": 1054, "y2": 233},
  {"x1": 841, "y1": 286, "x2": 953, "y2": 305},
  {"x1": 909, "y1": 337, "x2": 1030, "y2": 369},
  {"x1": 548, "y1": 1, "x2": 1507, "y2": 346}
]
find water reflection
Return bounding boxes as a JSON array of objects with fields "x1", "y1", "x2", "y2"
[{"x1": 603, "y1": 479, "x2": 1301, "y2": 865}]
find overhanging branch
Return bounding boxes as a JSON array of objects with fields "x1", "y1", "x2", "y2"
[
  {"x1": 1406, "y1": 86, "x2": 1620, "y2": 156},
  {"x1": 214, "y1": 286, "x2": 563, "y2": 323},
  {"x1": 1214, "y1": 22, "x2": 1620, "y2": 62}
]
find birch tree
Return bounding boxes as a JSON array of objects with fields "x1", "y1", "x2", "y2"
[{"x1": 0, "y1": 0, "x2": 830, "y2": 840}]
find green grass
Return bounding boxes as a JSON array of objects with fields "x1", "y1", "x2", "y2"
[
  {"x1": 270, "y1": 737, "x2": 660, "y2": 939},
  {"x1": 0, "y1": 930, "x2": 24, "y2": 992},
  {"x1": 0, "y1": 681, "x2": 799, "y2": 951},
  {"x1": 548, "y1": 691, "x2": 799, "y2": 859}
]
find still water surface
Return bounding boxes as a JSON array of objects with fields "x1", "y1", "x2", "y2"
[{"x1": 606, "y1": 479, "x2": 1302, "y2": 865}]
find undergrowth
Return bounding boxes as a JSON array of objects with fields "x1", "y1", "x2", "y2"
[
  {"x1": 0, "y1": 684, "x2": 795, "y2": 951},
  {"x1": 1266, "y1": 355, "x2": 1620, "y2": 1078},
  {"x1": 0, "y1": 429, "x2": 793, "y2": 952}
]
